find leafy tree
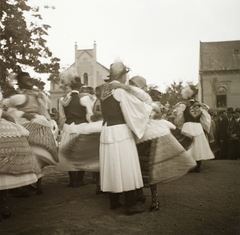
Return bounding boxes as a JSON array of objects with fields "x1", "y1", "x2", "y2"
[
  {"x1": 161, "y1": 81, "x2": 184, "y2": 106},
  {"x1": 0, "y1": 0, "x2": 60, "y2": 94}
]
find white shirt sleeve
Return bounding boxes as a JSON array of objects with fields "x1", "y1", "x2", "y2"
[
  {"x1": 80, "y1": 95, "x2": 93, "y2": 123},
  {"x1": 3, "y1": 94, "x2": 27, "y2": 107},
  {"x1": 113, "y1": 88, "x2": 152, "y2": 139}
]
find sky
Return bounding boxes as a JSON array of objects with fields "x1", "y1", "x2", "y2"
[{"x1": 28, "y1": 0, "x2": 240, "y2": 92}]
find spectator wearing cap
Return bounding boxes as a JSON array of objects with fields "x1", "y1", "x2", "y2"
[{"x1": 227, "y1": 108, "x2": 240, "y2": 160}]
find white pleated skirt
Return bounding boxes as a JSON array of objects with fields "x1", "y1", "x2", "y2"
[
  {"x1": 100, "y1": 124, "x2": 143, "y2": 193},
  {"x1": 182, "y1": 122, "x2": 215, "y2": 161}
]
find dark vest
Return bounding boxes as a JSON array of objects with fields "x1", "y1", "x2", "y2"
[
  {"x1": 101, "y1": 95, "x2": 125, "y2": 126},
  {"x1": 64, "y1": 93, "x2": 87, "y2": 124}
]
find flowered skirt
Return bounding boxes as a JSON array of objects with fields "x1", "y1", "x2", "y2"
[
  {"x1": 23, "y1": 118, "x2": 59, "y2": 166},
  {"x1": 0, "y1": 119, "x2": 40, "y2": 190}
]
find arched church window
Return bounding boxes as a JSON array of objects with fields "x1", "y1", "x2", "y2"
[
  {"x1": 84, "y1": 73, "x2": 88, "y2": 85},
  {"x1": 216, "y1": 86, "x2": 227, "y2": 108}
]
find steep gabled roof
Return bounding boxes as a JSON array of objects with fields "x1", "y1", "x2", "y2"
[
  {"x1": 200, "y1": 40, "x2": 240, "y2": 71},
  {"x1": 96, "y1": 61, "x2": 109, "y2": 71},
  {"x1": 77, "y1": 49, "x2": 93, "y2": 59}
]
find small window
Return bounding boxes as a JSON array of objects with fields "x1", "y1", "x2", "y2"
[
  {"x1": 84, "y1": 73, "x2": 88, "y2": 85},
  {"x1": 216, "y1": 86, "x2": 227, "y2": 108}
]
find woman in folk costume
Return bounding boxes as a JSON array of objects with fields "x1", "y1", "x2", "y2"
[
  {"x1": 100, "y1": 61, "x2": 152, "y2": 215},
  {"x1": 110, "y1": 76, "x2": 196, "y2": 212},
  {"x1": 3, "y1": 72, "x2": 58, "y2": 195},
  {"x1": 56, "y1": 69, "x2": 94, "y2": 188},
  {"x1": 173, "y1": 84, "x2": 215, "y2": 172},
  {"x1": 0, "y1": 87, "x2": 41, "y2": 220}
]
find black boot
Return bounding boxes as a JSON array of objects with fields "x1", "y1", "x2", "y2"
[
  {"x1": 0, "y1": 190, "x2": 11, "y2": 219},
  {"x1": 109, "y1": 193, "x2": 123, "y2": 210},
  {"x1": 195, "y1": 161, "x2": 202, "y2": 172},
  {"x1": 136, "y1": 188, "x2": 146, "y2": 204},
  {"x1": 76, "y1": 171, "x2": 85, "y2": 187},
  {"x1": 67, "y1": 172, "x2": 77, "y2": 188},
  {"x1": 149, "y1": 184, "x2": 159, "y2": 212},
  {"x1": 93, "y1": 172, "x2": 103, "y2": 195},
  {"x1": 36, "y1": 177, "x2": 43, "y2": 195},
  {"x1": 125, "y1": 190, "x2": 145, "y2": 215}
]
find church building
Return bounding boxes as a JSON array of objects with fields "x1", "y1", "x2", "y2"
[{"x1": 49, "y1": 42, "x2": 109, "y2": 110}]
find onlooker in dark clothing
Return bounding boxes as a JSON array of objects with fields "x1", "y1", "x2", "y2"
[
  {"x1": 226, "y1": 107, "x2": 236, "y2": 159},
  {"x1": 227, "y1": 108, "x2": 240, "y2": 160},
  {"x1": 216, "y1": 110, "x2": 229, "y2": 159}
]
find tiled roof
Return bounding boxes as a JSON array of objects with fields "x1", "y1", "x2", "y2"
[{"x1": 200, "y1": 40, "x2": 240, "y2": 71}]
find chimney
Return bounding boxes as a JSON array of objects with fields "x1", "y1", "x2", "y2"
[
  {"x1": 93, "y1": 41, "x2": 97, "y2": 61},
  {"x1": 75, "y1": 42, "x2": 78, "y2": 63}
]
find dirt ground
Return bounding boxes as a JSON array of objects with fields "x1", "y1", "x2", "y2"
[{"x1": 1, "y1": 160, "x2": 240, "y2": 235}]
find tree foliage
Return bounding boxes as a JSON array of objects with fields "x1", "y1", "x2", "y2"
[
  {"x1": 161, "y1": 81, "x2": 184, "y2": 106},
  {"x1": 147, "y1": 81, "x2": 184, "y2": 106},
  {"x1": 0, "y1": 0, "x2": 60, "y2": 92}
]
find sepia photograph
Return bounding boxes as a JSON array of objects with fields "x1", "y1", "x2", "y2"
[{"x1": 0, "y1": 0, "x2": 240, "y2": 234}]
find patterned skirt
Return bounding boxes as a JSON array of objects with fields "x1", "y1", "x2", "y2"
[
  {"x1": 23, "y1": 120, "x2": 59, "y2": 165},
  {"x1": 137, "y1": 133, "x2": 196, "y2": 187},
  {"x1": 170, "y1": 128, "x2": 193, "y2": 150},
  {"x1": 0, "y1": 119, "x2": 40, "y2": 190}
]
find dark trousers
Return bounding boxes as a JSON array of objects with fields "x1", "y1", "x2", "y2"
[
  {"x1": 228, "y1": 140, "x2": 240, "y2": 160},
  {"x1": 68, "y1": 171, "x2": 85, "y2": 187},
  {"x1": 0, "y1": 190, "x2": 8, "y2": 212},
  {"x1": 219, "y1": 140, "x2": 228, "y2": 160}
]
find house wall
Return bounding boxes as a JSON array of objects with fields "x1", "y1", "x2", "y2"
[{"x1": 201, "y1": 72, "x2": 240, "y2": 110}]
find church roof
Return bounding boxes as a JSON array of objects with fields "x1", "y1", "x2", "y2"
[
  {"x1": 200, "y1": 40, "x2": 240, "y2": 72},
  {"x1": 77, "y1": 49, "x2": 93, "y2": 58}
]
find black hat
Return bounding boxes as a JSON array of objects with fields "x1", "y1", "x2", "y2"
[
  {"x1": 235, "y1": 108, "x2": 240, "y2": 114},
  {"x1": 70, "y1": 76, "x2": 83, "y2": 89},
  {"x1": 17, "y1": 72, "x2": 33, "y2": 88},
  {"x1": 226, "y1": 107, "x2": 234, "y2": 113}
]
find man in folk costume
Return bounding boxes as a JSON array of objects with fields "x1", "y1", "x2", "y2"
[
  {"x1": 3, "y1": 72, "x2": 58, "y2": 195},
  {"x1": 57, "y1": 70, "x2": 93, "y2": 188},
  {"x1": 99, "y1": 61, "x2": 152, "y2": 215},
  {"x1": 174, "y1": 84, "x2": 215, "y2": 172}
]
